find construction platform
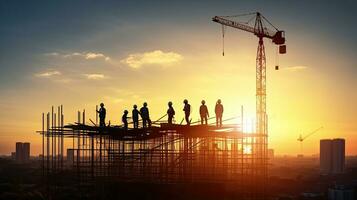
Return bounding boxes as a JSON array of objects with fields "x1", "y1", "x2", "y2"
[{"x1": 39, "y1": 106, "x2": 268, "y2": 199}]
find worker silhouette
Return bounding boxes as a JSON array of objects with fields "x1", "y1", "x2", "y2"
[
  {"x1": 96, "y1": 103, "x2": 106, "y2": 127},
  {"x1": 167, "y1": 101, "x2": 175, "y2": 125},
  {"x1": 215, "y1": 99, "x2": 224, "y2": 127},
  {"x1": 140, "y1": 102, "x2": 151, "y2": 128},
  {"x1": 183, "y1": 99, "x2": 191, "y2": 125},
  {"x1": 122, "y1": 110, "x2": 129, "y2": 130},
  {"x1": 132, "y1": 105, "x2": 140, "y2": 129},
  {"x1": 200, "y1": 100, "x2": 209, "y2": 125}
]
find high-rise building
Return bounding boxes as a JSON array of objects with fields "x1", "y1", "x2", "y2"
[
  {"x1": 15, "y1": 142, "x2": 31, "y2": 163},
  {"x1": 332, "y1": 139, "x2": 345, "y2": 174},
  {"x1": 320, "y1": 139, "x2": 332, "y2": 174},
  {"x1": 22, "y1": 142, "x2": 30, "y2": 162},
  {"x1": 16, "y1": 142, "x2": 23, "y2": 162},
  {"x1": 320, "y1": 138, "x2": 345, "y2": 174}
]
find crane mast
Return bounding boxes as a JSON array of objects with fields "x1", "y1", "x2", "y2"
[{"x1": 212, "y1": 12, "x2": 286, "y2": 136}]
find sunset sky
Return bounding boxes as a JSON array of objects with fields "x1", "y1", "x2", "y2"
[{"x1": 0, "y1": 0, "x2": 356, "y2": 156}]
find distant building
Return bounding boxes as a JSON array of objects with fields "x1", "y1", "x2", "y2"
[
  {"x1": 320, "y1": 139, "x2": 332, "y2": 174},
  {"x1": 15, "y1": 142, "x2": 23, "y2": 161},
  {"x1": 268, "y1": 149, "x2": 274, "y2": 159},
  {"x1": 332, "y1": 139, "x2": 345, "y2": 174},
  {"x1": 328, "y1": 184, "x2": 354, "y2": 200},
  {"x1": 15, "y1": 142, "x2": 30, "y2": 163},
  {"x1": 320, "y1": 138, "x2": 345, "y2": 174},
  {"x1": 23, "y1": 142, "x2": 30, "y2": 162}
]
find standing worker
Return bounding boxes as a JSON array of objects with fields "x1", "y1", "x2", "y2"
[
  {"x1": 215, "y1": 99, "x2": 224, "y2": 127},
  {"x1": 183, "y1": 99, "x2": 191, "y2": 125},
  {"x1": 122, "y1": 110, "x2": 129, "y2": 130},
  {"x1": 132, "y1": 105, "x2": 140, "y2": 129},
  {"x1": 199, "y1": 100, "x2": 209, "y2": 125},
  {"x1": 167, "y1": 101, "x2": 175, "y2": 124},
  {"x1": 140, "y1": 102, "x2": 151, "y2": 128},
  {"x1": 96, "y1": 103, "x2": 106, "y2": 127}
]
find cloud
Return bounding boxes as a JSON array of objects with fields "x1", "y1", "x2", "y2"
[
  {"x1": 45, "y1": 51, "x2": 110, "y2": 61},
  {"x1": 35, "y1": 70, "x2": 61, "y2": 78},
  {"x1": 121, "y1": 50, "x2": 183, "y2": 68},
  {"x1": 85, "y1": 52, "x2": 110, "y2": 61},
  {"x1": 54, "y1": 78, "x2": 72, "y2": 83},
  {"x1": 284, "y1": 66, "x2": 308, "y2": 72},
  {"x1": 44, "y1": 52, "x2": 60, "y2": 56},
  {"x1": 83, "y1": 73, "x2": 107, "y2": 80}
]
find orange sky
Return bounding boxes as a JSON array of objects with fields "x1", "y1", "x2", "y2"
[{"x1": 1, "y1": 40, "x2": 356, "y2": 156}]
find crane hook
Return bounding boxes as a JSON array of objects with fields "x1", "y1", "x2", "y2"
[
  {"x1": 222, "y1": 25, "x2": 225, "y2": 56},
  {"x1": 275, "y1": 46, "x2": 279, "y2": 70}
]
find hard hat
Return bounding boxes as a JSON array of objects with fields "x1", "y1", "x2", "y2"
[
  {"x1": 143, "y1": 102, "x2": 147, "y2": 106},
  {"x1": 217, "y1": 99, "x2": 221, "y2": 104},
  {"x1": 183, "y1": 99, "x2": 188, "y2": 104},
  {"x1": 124, "y1": 110, "x2": 128, "y2": 114},
  {"x1": 201, "y1": 100, "x2": 205, "y2": 104},
  {"x1": 168, "y1": 101, "x2": 173, "y2": 106},
  {"x1": 100, "y1": 103, "x2": 104, "y2": 107},
  {"x1": 133, "y1": 104, "x2": 137, "y2": 108}
]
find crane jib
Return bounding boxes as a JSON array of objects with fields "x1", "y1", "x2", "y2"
[{"x1": 212, "y1": 16, "x2": 285, "y2": 45}]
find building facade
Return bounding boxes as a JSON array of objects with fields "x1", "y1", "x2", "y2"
[
  {"x1": 15, "y1": 142, "x2": 30, "y2": 163},
  {"x1": 320, "y1": 139, "x2": 345, "y2": 174}
]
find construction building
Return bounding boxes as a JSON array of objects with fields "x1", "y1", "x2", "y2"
[
  {"x1": 15, "y1": 142, "x2": 30, "y2": 163},
  {"x1": 39, "y1": 106, "x2": 268, "y2": 199},
  {"x1": 320, "y1": 139, "x2": 345, "y2": 174},
  {"x1": 38, "y1": 12, "x2": 286, "y2": 199}
]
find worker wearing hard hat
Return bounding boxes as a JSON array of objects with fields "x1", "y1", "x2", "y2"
[
  {"x1": 96, "y1": 103, "x2": 106, "y2": 127},
  {"x1": 183, "y1": 99, "x2": 191, "y2": 125},
  {"x1": 215, "y1": 99, "x2": 224, "y2": 127},
  {"x1": 140, "y1": 102, "x2": 151, "y2": 128},
  {"x1": 199, "y1": 100, "x2": 209, "y2": 125},
  {"x1": 122, "y1": 110, "x2": 129, "y2": 130},
  {"x1": 132, "y1": 105, "x2": 140, "y2": 129},
  {"x1": 167, "y1": 101, "x2": 175, "y2": 125}
]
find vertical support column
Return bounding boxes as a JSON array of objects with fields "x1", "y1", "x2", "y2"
[
  {"x1": 256, "y1": 37, "x2": 268, "y2": 196},
  {"x1": 42, "y1": 113, "x2": 45, "y2": 177},
  {"x1": 54, "y1": 113, "x2": 56, "y2": 173},
  {"x1": 61, "y1": 105, "x2": 64, "y2": 169},
  {"x1": 51, "y1": 106, "x2": 54, "y2": 171},
  {"x1": 77, "y1": 111, "x2": 81, "y2": 178},
  {"x1": 256, "y1": 37, "x2": 266, "y2": 136},
  {"x1": 46, "y1": 113, "x2": 50, "y2": 175},
  {"x1": 46, "y1": 112, "x2": 50, "y2": 197},
  {"x1": 57, "y1": 106, "x2": 61, "y2": 170}
]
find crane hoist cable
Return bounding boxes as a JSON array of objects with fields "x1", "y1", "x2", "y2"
[{"x1": 222, "y1": 24, "x2": 226, "y2": 56}]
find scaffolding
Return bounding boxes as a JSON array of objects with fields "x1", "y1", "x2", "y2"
[{"x1": 39, "y1": 106, "x2": 268, "y2": 199}]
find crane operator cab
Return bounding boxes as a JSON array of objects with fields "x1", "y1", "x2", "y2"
[
  {"x1": 272, "y1": 31, "x2": 286, "y2": 70},
  {"x1": 273, "y1": 31, "x2": 286, "y2": 54}
]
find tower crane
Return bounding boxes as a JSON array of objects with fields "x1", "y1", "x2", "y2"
[
  {"x1": 297, "y1": 126, "x2": 323, "y2": 153},
  {"x1": 212, "y1": 12, "x2": 286, "y2": 136}
]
